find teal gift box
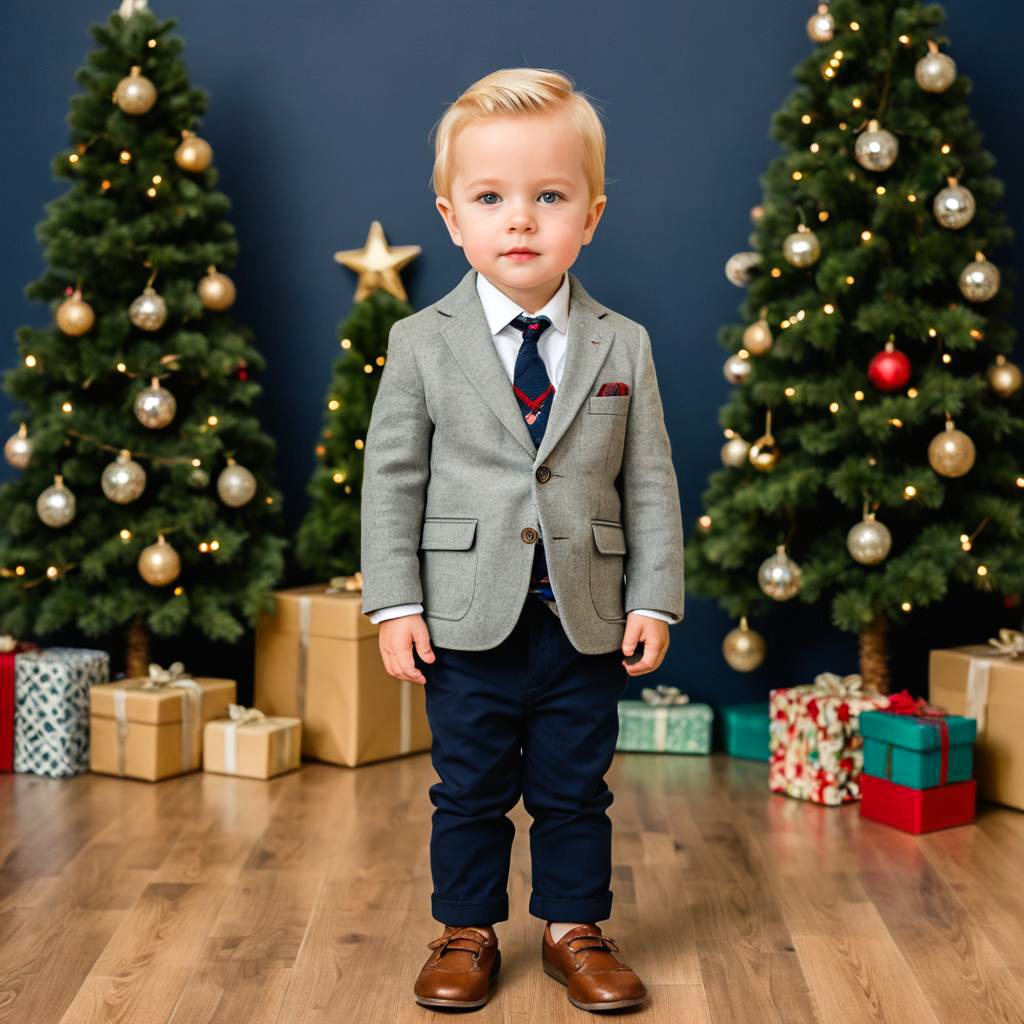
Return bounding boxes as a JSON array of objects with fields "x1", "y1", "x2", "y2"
[
  {"x1": 616, "y1": 686, "x2": 712, "y2": 754},
  {"x1": 721, "y1": 702, "x2": 770, "y2": 761},
  {"x1": 860, "y1": 707, "x2": 976, "y2": 790}
]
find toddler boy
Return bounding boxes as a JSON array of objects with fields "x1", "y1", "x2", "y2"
[{"x1": 360, "y1": 67, "x2": 684, "y2": 1012}]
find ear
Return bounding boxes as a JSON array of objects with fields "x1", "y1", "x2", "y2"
[
  {"x1": 581, "y1": 194, "x2": 607, "y2": 245},
  {"x1": 435, "y1": 196, "x2": 463, "y2": 247}
]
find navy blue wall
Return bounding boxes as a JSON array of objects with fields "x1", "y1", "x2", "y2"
[{"x1": 2, "y1": 1, "x2": 1020, "y2": 704}]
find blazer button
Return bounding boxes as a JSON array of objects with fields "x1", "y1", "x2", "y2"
[
  {"x1": 536, "y1": 465, "x2": 551, "y2": 483},
  {"x1": 521, "y1": 527, "x2": 537, "y2": 544}
]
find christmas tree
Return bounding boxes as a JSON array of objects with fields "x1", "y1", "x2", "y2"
[
  {"x1": 295, "y1": 221, "x2": 418, "y2": 578},
  {"x1": 1, "y1": 2, "x2": 286, "y2": 676},
  {"x1": 684, "y1": 0, "x2": 1021, "y2": 692}
]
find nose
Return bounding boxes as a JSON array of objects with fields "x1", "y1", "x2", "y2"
[{"x1": 505, "y1": 198, "x2": 536, "y2": 232}]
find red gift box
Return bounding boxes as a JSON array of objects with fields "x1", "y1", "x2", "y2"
[
  {"x1": 1, "y1": 639, "x2": 40, "y2": 773},
  {"x1": 860, "y1": 773, "x2": 976, "y2": 834}
]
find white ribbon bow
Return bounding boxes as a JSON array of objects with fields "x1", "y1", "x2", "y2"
[
  {"x1": 640, "y1": 684, "x2": 689, "y2": 706},
  {"x1": 812, "y1": 671, "x2": 864, "y2": 697},
  {"x1": 988, "y1": 628, "x2": 1024, "y2": 659},
  {"x1": 119, "y1": 0, "x2": 149, "y2": 18},
  {"x1": 142, "y1": 661, "x2": 191, "y2": 688},
  {"x1": 0, "y1": 635, "x2": 17, "y2": 653},
  {"x1": 228, "y1": 703, "x2": 266, "y2": 725}
]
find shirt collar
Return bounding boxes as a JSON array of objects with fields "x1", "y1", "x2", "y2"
[{"x1": 475, "y1": 269, "x2": 570, "y2": 337}]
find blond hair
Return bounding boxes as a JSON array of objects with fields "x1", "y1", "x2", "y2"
[{"x1": 429, "y1": 68, "x2": 606, "y2": 201}]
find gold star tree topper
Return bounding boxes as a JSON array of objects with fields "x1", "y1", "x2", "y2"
[{"x1": 334, "y1": 220, "x2": 421, "y2": 302}]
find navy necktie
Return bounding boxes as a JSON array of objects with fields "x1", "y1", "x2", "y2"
[{"x1": 509, "y1": 312, "x2": 556, "y2": 602}]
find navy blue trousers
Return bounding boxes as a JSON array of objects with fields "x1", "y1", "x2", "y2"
[{"x1": 413, "y1": 595, "x2": 629, "y2": 926}]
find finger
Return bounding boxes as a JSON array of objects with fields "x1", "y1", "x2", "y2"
[
  {"x1": 622, "y1": 624, "x2": 643, "y2": 656},
  {"x1": 398, "y1": 645, "x2": 425, "y2": 685},
  {"x1": 413, "y1": 628, "x2": 435, "y2": 664}
]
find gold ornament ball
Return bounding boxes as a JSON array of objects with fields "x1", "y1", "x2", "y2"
[
  {"x1": 933, "y1": 183, "x2": 975, "y2": 229},
  {"x1": 806, "y1": 5, "x2": 834, "y2": 42},
  {"x1": 198, "y1": 267, "x2": 236, "y2": 310},
  {"x1": 217, "y1": 461, "x2": 257, "y2": 507},
  {"x1": 959, "y1": 256, "x2": 1000, "y2": 302},
  {"x1": 138, "y1": 535, "x2": 181, "y2": 586},
  {"x1": 4, "y1": 425, "x2": 31, "y2": 469},
  {"x1": 854, "y1": 121, "x2": 899, "y2": 172},
  {"x1": 723, "y1": 353, "x2": 751, "y2": 385},
  {"x1": 743, "y1": 318, "x2": 773, "y2": 355},
  {"x1": 928, "y1": 421, "x2": 976, "y2": 477},
  {"x1": 783, "y1": 226, "x2": 820, "y2": 268},
  {"x1": 113, "y1": 65, "x2": 157, "y2": 115},
  {"x1": 129, "y1": 286, "x2": 168, "y2": 331},
  {"x1": 721, "y1": 436, "x2": 751, "y2": 468},
  {"x1": 723, "y1": 620, "x2": 766, "y2": 672},
  {"x1": 101, "y1": 450, "x2": 147, "y2": 504},
  {"x1": 724, "y1": 251, "x2": 761, "y2": 287},
  {"x1": 758, "y1": 545, "x2": 801, "y2": 601},
  {"x1": 916, "y1": 50, "x2": 957, "y2": 92},
  {"x1": 847, "y1": 513, "x2": 892, "y2": 565},
  {"x1": 133, "y1": 378, "x2": 177, "y2": 429},
  {"x1": 749, "y1": 433, "x2": 779, "y2": 471},
  {"x1": 56, "y1": 290, "x2": 95, "y2": 336},
  {"x1": 174, "y1": 130, "x2": 213, "y2": 172},
  {"x1": 988, "y1": 356, "x2": 1022, "y2": 397},
  {"x1": 37, "y1": 476, "x2": 76, "y2": 528}
]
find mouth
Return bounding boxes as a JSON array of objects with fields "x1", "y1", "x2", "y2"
[{"x1": 503, "y1": 249, "x2": 539, "y2": 259}]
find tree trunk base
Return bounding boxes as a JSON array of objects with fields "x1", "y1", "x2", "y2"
[
  {"x1": 125, "y1": 614, "x2": 150, "y2": 679},
  {"x1": 858, "y1": 613, "x2": 891, "y2": 694}
]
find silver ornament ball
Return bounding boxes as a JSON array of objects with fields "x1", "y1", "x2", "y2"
[
  {"x1": 854, "y1": 122, "x2": 899, "y2": 172},
  {"x1": 724, "y1": 353, "x2": 752, "y2": 385},
  {"x1": 847, "y1": 514, "x2": 892, "y2": 565},
  {"x1": 133, "y1": 379, "x2": 177, "y2": 429},
  {"x1": 138, "y1": 536, "x2": 181, "y2": 586},
  {"x1": 37, "y1": 477, "x2": 76, "y2": 528},
  {"x1": 113, "y1": 66, "x2": 157, "y2": 115},
  {"x1": 783, "y1": 227, "x2": 820, "y2": 268},
  {"x1": 959, "y1": 257, "x2": 1000, "y2": 302},
  {"x1": 129, "y1": 286, "x2": 168, "y2": 331},
  {"x1": 806, "y1": 6, "x2": 834, "y2": 43},
  {"x1": 758, "y1": 545, "x2": 802, "y2": 601},
  {"x1": 916, "y1": 50, "x2": 956, "y2": 92},
  {"x1": 101, "y1": 450, "x2": 147, "y2": 504},
  {"x1": 725, "y1": 251, "x2": 761, "y2": 287},
  {"x1": 721, "y1": 436, "x2": 751, "y2": 468},
  {"x1": 4, "y1": 426, "x2": 31, "y2": 469},
  {"x1": 988, "y1": 357, "x2": 1022, "y2": 398},
  {"x1": 933, "y1": 183, "x2": 975, "y2": 229},
  {"x1": 217, "y1": 462, "x2": 257, "y2": 507},
  {"x1": 723, "y1": 619, "x2": 767, "y2": 672},
  {"x1": 928, "y1": 421, "x2": 976, "y2": 477},
  {"x1": 743, "y1": 318, "x2": 773, "y2": 355}
]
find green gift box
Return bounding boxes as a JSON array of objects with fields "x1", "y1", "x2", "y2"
[
  {"x1": 721, "y1": 702, "x2": 770, "y2": 761},
  {"x1": 616, "y1": 687, "x2": 712, "y2": 754},
  {"x1": 860, "y1": 707, "x2": 976, "y2": 790}
]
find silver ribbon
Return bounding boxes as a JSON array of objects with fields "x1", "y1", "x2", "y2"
[
  {"x1": 119, "y1": 0, "x2": 149, "y2": 18},
  {"x1": 296, "y1": 597, "x2": 310, "y2": 718},
  {"x1": 988, "y1": 628, "x2": 1024, "y2": 659},
  {"x1": 112, "y1": 662, "x2": 203, "y2": 776},
  {"x1": 223, "y1": 702, "x2": 293, "y2": 775},
  {"x1": 640, "y1": 686, "x2": 688, "y2": 752},
  {"x1": 957, "y1": 629, "x2": 1024, "y2": 739},
  {"x1": 812, "y1": 671, "x2": 864, "y2": 698}
]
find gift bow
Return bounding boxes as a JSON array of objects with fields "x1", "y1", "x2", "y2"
[
  {"x1": 0, "y1": 635, "x2": 17, "y2": 653},
  {"x1": 988, "y1": 628, "x2": 1024, "y2": 659},
  {"x1": 640, "y1": 684, "x2": 689, "y2": 706},
  {"x1": 142, "y1": 661, "x2": 191, "y2": 689},
  {"x1": 228, "y1": 703, "x2": 266, "y2": 725},
  {"x1": 881, "y1": 688, "x2": 952, "y2": 786},
  {"x1": 812, "y1": 671, "x2": 864, "y2": 697}
]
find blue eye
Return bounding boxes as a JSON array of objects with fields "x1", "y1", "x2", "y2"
[
  {"x1": 539, "y1": 191, "x2": 564, "y2": 204},
  {"x1": 477, "y1": 192, "x2": 499, "y2": 204}
]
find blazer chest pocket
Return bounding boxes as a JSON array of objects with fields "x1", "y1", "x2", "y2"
[
  {"x1": 588, "y1": 394, "x2": 630, "y2": 415},
  {"x1": 589, "y1": 519, "x2": 626, "y2": 621},
  {"x1": 419, "y1": 517, "x2": 478, "y2": 621},
  {"x1": 580, "y1": 394, "x2": 631, "y2": 470}
]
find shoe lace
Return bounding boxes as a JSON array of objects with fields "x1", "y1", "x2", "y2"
[{"x1": 566, "y1": 932, "x2": 621, "y2": 959}]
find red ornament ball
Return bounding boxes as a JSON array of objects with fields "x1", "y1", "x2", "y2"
[{"x1": 868, "y1": 347, "x2": 912, "y2": 391}]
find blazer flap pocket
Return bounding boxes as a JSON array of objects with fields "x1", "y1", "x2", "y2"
[
  {"x1": 588, "y1": 394, "x2": 630, "y2": 415},
  {"x1": 591, "y1": 520, "x2": 626, "y2": 555},
  {"x1": 420, "y1": 517, "x2": 478, "y2": 551}
]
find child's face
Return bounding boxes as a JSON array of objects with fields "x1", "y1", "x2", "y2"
[{"x1": 435, "y1": 108, "x2": 607, "y2": 311}]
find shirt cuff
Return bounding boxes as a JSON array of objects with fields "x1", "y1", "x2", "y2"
[
  {"x1": 627, "y1": 608, "x2": 682, "y2": 625},
  {"x1": 367, "y1": 602, "x2": 424, "y2": 624}
]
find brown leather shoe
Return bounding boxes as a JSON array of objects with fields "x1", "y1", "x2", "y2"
[
  {"x1": 413, "y1": 925, "x2": 501, "y2": 1009},
  {"x1": 542, "y1": 923, "x2": 648, "y2": 1012}
]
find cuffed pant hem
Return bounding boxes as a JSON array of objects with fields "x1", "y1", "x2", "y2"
[
  {"x1": 432, "y1": 893, "x2": 509, "y2": 926},
  {"x1": 529, "y1": 893, "x2": 613, "y2": 922}
]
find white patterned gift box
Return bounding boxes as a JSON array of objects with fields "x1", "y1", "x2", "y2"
[
  {"x1": 15, "y1": 647, "x2": 110, "y2": 777},
  {"x1": 616, "y1": 685, "x2": 713, "y2": 754}
]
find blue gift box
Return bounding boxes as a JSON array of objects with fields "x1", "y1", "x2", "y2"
[
  {"x1": 860, "y1": 708, "x2": 976, "y2": 790},
  {"x1": 721, "y1": 702, "x2": 770, "y2": 761}
]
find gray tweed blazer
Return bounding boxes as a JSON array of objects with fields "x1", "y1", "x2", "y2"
[{"x1": 359, "y1": 267, "x2": 684, "y2": 654}]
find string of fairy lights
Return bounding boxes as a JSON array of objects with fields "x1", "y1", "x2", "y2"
[
  {"x1": 710, "y1": 2, "x2": 1020, "y2": 673},
  {"x1": 2, "y1": 32, "x2": 272, "y2": 594}
]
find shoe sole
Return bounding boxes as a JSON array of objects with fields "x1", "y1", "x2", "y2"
[
  {"x1": 414, "y1": 949, "x2": 501, "y2": 1009},
  {"x1": 542, "y1": 960, "x2": 648, "y2": 1011}
]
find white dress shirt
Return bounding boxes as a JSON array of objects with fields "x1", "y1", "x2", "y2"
[{"x1": 366, "y1": 269, "x2": 681, "y2": 627}]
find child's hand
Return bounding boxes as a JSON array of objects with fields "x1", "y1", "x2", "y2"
[
  {"x1": 621, "y1": 613, "x2": 669, "y2": 676},
  {"x1": 378, "y1": 614, "x2": 436, "y2": 686}
]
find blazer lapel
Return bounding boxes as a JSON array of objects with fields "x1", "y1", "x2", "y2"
[{"x1": 436, "y1": 268, "x2": 616, "y2": 463}]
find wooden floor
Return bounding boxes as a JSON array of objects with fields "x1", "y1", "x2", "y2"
[{"x1": 2, "y1": 751, "x2": 1024, "y2": 1023}]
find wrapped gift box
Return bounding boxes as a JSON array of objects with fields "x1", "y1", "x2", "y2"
[
  {"x1": 14, "y1": 646, "x2": 109, "y2": 778},
  {"x1": 90, "y1": 664, "x2": 235, "y2": 781},
  {"x1": 1, "y1": 636, "x2": 40, "y2": 773},
  {"x1": 770, "y1": 672, "x2": 891, "y2": 805},
  {"x1": 616, "y1": 686, "x2": 712, "y2": 754},
  {"x1": 204, "y1": 704, "x2": 302, "y2": 780},
  {"x1": 721, "y1": 702, "x2": 770, "y2": 761},
  {"x1": 254, "y1": 584, "x2": 431, "y2": 767},
  {"x1": 928, "y1": 632, "x2": 1024, "y2": 810},
  {"x1": 860, "y1": 706, "x2": 975, "y2": 790},
  {"x1": 860, "y1": 773, "x2": 976, "y2": 833}
]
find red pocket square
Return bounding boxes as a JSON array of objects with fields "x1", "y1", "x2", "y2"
[{"x1": 596, "y1": 381, "x2": 630, "y2": 396}]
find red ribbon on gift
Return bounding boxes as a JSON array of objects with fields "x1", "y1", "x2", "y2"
[
  {"x1": 882, "y1": 689, "x2": 951, "y2": 786},
  {"x1": 0, "y1": 640, "x2": 40, "y2": 773}
]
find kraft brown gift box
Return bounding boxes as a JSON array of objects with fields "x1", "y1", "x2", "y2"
[
  {"x1": 90, "y1": 667, "x2": 236, "y2": 782},
  {"x1": 204, "y1": 706, "x2": 302, "y2": 780},
  {"x1": 253, "y1": 584, "x2": 431, "y2": 767},
  {"x1": 929, "y1": 637, "x2": 1024, "y2": 810}
]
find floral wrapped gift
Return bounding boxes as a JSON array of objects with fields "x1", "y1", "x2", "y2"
[
  {"x1": 616, "y1": 685, "x2": 713, "y2": 755},
  {"x1": 769, "y1": 671, "x2": 891, "y2": 805},
  {"x1": 14, "y1": 646, "x2": 110, "y2": 778},
  {"x1": 204, "y1": 703, "x2": 301, "y2": 780}
]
